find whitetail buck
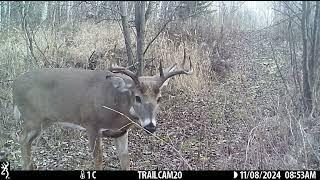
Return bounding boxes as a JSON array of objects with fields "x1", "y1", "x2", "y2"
[{"x1": 12, "y1": 55, "x2": 192, "y2": 170}]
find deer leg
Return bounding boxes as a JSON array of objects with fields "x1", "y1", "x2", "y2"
[
  {"x1": 88, "y1": 129, "x2": 102, "y2": 170},
  {"x1": 20, "y1": 124, "x2": 41, "y2": 170},
  {"x1": 114, "y1": 131, "x2": 129, "y2": 170}
]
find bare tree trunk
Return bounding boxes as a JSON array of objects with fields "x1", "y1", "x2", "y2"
[
  {"x1": 52, "y1": 1, "x2": 56, "y2": 31},
  {"x1": 135, "y1": 1, "x2": 146, "y2": 76},
  {"x1": 316, "y1": 4, "x2": 320, "y2": 79},
  {"x1": 302, "y1": 1, "x2": 312, "y2": 115},
  {"x1": 67, "y1": 1, "x2": 72, "y2": 22},
  {"x1": 310, "y1": 1, "x2": 319, "y2": 93},
  {"x1": 120, "y1": 1, "x2": 134, "y2": 68},
  {"x1": 0, "y1": 1, "x2": 3, "y2": 31},
  {"x1": 57, "y1": 1, "x2": 61, "y2": 26},
  {"x1": 42, "y1": 1, "x2": 48, "y2": 22},
  {"x1": 7, "y1": 1, "x2": 10, "y2": 31}
]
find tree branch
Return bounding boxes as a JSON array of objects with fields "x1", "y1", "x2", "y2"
[
  {"x1": 282, "y1": 1, "x2": 302, "y2": 22},
  {"x1": 143, "y1": 18, "x2": 172, "y2": 55},
  {"x1": 270, "y1": 42, "x2": 296, "y2": 108},
  {"x1": 30, "y1": 29, "x2": 48, "y2": 65},
  {"x1": 143, "y1": 2, "x2": 206, "y2": 55}
]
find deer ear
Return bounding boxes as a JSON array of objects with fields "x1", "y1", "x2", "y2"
[{"x1": 109, "y1": 76, "x2": 131, "y2": 92}]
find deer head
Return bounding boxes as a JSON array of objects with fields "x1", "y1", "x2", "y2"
[{"x1": 109, "y1": 53, "x2": 193, "y2": 133}]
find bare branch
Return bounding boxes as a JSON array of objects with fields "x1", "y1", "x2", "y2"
[
  {"x1": 269, "y1": 42, "x2": 296, "y2": 110},
  {"x1": 282, "y1": 1, "x2": 302, "y2": 22},
  {"x1": 292, "y1": 1, "x2": 303, "y2": 12},
  {"x1": 88, "y1": 50, "x2": 96, "y2": 62},
  {"x1": 144, "y1": 2, "x2": 206, "y2": 55},
  {"x1": 271, "y1": 7, "x2": 301, "y2": 27},
  {"x1": 30, "y1": 29, "x2": 48, "y2": 64},
  {"x1": 143, "y1": 19, "x2": 172, "y2": 55}
]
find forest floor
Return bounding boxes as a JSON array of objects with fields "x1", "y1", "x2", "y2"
[{"x1": 1, "y1": 29, "x2": 319, "y2": 170}]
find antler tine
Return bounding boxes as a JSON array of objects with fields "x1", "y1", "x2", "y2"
[
  {"x1": 182, "y1": 48, "x2": 186, "y2": 68},
  {"x1": 159, "y1": 59, "x2": 164, "y2": 78},
  {"x1": 109, "y1": 67, "x2": 140, "y2": 86},
  {"x1": 158, "y1": 53, "x2": 193, "y2": 86},
  {"x1": 167, "y1": 63, "x2": 177, "y2": 72}
]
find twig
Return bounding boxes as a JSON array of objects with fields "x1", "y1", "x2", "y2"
[
  {"x1": 244, "y1": 119, "x2": 265, "y2": 169},
  {"x1": 88, "y1": 50, "x2": 96, "y2": 62},
  {"x1": 284, "y1": 99, "x2": 295, "y2": 139},
  {"x1": 143, "y1": 19, "x2": 172, "y2": 55},
  {"x1": 102, "y1": 105, "x2": 193, "y2": 170},
  {"x1": 30, "y1": 28, "x2": 48, "y2": 64},
  {"x1": 297, "y1": 116, "x2": 308, "y2": 165}
]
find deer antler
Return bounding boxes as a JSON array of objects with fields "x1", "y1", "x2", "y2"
[
  {"x1": 158, "y1": 49, "x2": 193, "y2": 86},
  {"x1": 109, "y1": 67, "x2": 140, "y2": 86}
]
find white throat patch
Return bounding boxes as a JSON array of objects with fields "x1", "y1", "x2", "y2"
[{"x1": 129, "y1": 107, "x2": 137, "y2": 116}]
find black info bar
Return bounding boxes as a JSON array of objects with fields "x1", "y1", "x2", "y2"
[{"x1": 0, "y1": 170, "x2": 318, "y2": 180}]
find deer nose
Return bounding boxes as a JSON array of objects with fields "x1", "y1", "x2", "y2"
[{"x1": 144, "y1": 123, "x2": 156, "y2": 133}]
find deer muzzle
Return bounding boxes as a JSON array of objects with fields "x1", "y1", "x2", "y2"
[{"x1": 144, "y1": 122, "x2": 156, "y2": 134}]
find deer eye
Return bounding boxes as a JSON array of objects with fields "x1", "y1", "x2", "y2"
[
  {"x1": 157, "y1": 97, "x2": 162, "y2": 103},
  {"x1": 135, "y1": 96, "x2": 142, "y2": 103}
]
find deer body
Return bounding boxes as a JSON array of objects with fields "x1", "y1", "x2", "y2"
[
  {"x1": 13, "y1": 68, "x2": 138, "y2": 170},
  {"x1": 14, "y1": 69, "x2": 134, "y2": 130},
  {"x1": 13, "y1": 55, "x2": 192, "y2": 170}
]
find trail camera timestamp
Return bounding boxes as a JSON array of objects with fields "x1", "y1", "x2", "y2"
[{"x1": 235, "y1": 171, "x2": 316, "y2": 180}]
